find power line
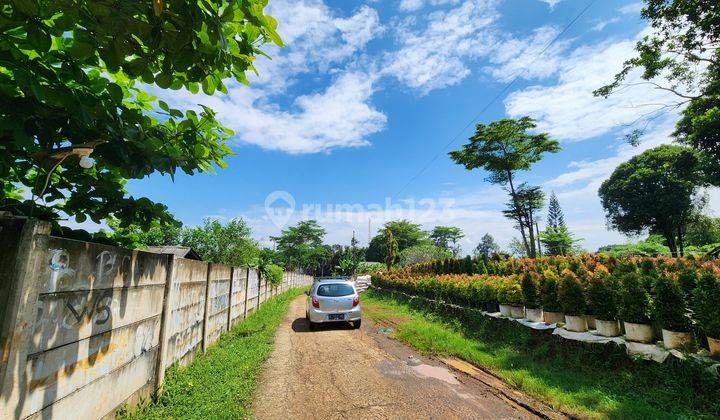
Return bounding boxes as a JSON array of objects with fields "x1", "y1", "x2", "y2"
[{"x1": 392, "y1": 0, "x2": 598, "y2": 199}]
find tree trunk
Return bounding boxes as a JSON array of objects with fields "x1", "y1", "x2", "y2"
[
  {"x1": 677, "y1": 225, "x2": 685, "y2": 257},
  {"x1": 665, "y1": 231, "x2": 678, "y2": 257},
  {"x1": 506, "y1": 170, "x2": 531, "y2": 257},
  {"x1": 527, "y1": 207, "x2": 537, "y2": 258}
]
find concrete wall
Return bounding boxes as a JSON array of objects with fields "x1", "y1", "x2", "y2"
[
  {"x1": 0, "y1": 217, "x2": 314, "y2": 420},
  {"x1": 229, "y1": 268, "x2": 248, "y2": 328}
]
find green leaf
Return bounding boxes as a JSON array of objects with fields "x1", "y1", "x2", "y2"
[
  {"x1": 125, "y1": 58, "x2": 147, "y2": 77},
  {"x1": 12, "y1": 0, "x2": 39, "y2": 16},
  {"x1": 201, "y1": 77, "x2": 215, "y2": 95},
  {"x1": 193, "y1": 144, "x2": 209, "y2": 158},
  {"x1": 27, "y1": 25, "x2": 51, "y2": 52},
  {"x1": 107, "y1": 83, "x2": 123, "y2": 103},
  {"x1": 155, "y1": 72, "x2": 173, "y2": 89}
]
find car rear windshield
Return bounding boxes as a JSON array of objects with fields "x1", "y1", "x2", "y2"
[{"x1": 316, "y1": 283, "x2": 355, "y2": 297}]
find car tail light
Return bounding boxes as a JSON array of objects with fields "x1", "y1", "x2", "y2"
[
  {"x1": 312, "y1": 297, "x2": 320, "y2": 308},
  {"x1": 352, "y1": 296, "x2": 359, "y2": 307}
]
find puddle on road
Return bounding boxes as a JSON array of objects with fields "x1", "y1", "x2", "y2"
[{"x1": 410, "y1": 364, "x2": 460, "y2": 385}]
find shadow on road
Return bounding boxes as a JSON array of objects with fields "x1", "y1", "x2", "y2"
[{"x1": 291, "y1": 318, "x2": 355, "y2": 333}]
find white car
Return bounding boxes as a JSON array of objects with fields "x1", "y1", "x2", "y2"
[{"x1": 305, "y1": 279, "x2": 361, "y2": 330}]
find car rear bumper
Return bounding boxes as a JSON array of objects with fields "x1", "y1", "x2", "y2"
[{"x1": 307, "y1": 305, "x2": 361, "y2": 323}]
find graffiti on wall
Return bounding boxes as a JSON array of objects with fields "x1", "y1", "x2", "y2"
[{"x1": 48, "y1": 249, "x2": 130, "y2": 329}]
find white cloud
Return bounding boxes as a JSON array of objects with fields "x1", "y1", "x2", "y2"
[
  {"x1": 383, "y1": 0, "x2": 500, "y2": 93},
  {"x1": 254, "y1": 1, "x2": 384, "y2": 92},
  {"x1": 163, "y1": 72, "x2": 386, "y2": 154},
  {"x1": 539, "y1": 0, "x2": 563, "y2": 8},
  {"x1": 398, "y1": 0, "x2": 461, "y2": 12},
  {"x1": 504, "y1": 36, "x2": 683, "y2": 142},
  {"x1": 590, "y1": 17, "x2": 621, "y2": 32},
  {"x1": 485, "y1": 26, "x2": 570, "y2": 82},
  {"x1": 619, "y1": 2, "x2": 643, "y2": 15},
  {"x1": 155, "y1": 0, "x2": 386, "y2": 154}
]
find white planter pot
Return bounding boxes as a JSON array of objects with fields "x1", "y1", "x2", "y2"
[
  {"x1": 510, "y1": 305, "x2": 525, "y2": 319},
  {"x1": 499, "y1": 304, "x2": 512, "y2": 317},
  {"x1": 595, "y1": 319, "x2": 620, "y2": 337},
  {"x1": 661, "y1": 329, "x2": 693, "y2": 350},
  {"x1": 624, "y1": 322, "x2": 654, "y2": 343},
  {"x1": 564, "y1": 315, "x2": 588, "y2": 332},
  {"x1": 585, "y1": 315, "x2": 597, "y2": 330},
  {"x1": 525, "y1": 308, "x2": 544, "y2": 322},
  {"x1": 543, "y1": 310, "x2": 564, "y2": 325},
  {"x1": 709, "y1": 337, "x2": 720, "y2": 358}
]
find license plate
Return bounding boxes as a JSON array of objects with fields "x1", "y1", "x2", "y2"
[{"x1": 327, "y1": 314, "x2": 345, "y2": 320}]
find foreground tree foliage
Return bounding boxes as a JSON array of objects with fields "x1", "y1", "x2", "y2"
[
  {"x1": 596, "y1": 0, "x2": 720, "y2": 183},
  {"x1": 598, "y1": 145, "x2": 708, "y2": 257},
  {"x1": 449, "y1": 117, "x2": 559, "y2": 258},
  {"x1": 0, "y1": 0, "x2": 282, "y2": 230}
]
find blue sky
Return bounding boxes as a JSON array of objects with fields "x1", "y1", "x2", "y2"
[{"x1": 124, "y1": 0, "x2": 718, "y2": 253}]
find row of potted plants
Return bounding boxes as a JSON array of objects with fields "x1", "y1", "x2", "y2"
[
  {"x1": 371, "y1": 267, "x2": 720, "y2": 357},
  {"x1": 408, "y1": 254, "x2": 720, "y2": 285}
]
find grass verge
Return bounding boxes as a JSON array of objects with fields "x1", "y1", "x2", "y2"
[
  {"x1": 362, "y1": 289, "x2": 720, "y2": 419},
  {"x1": 119, "y1": 288, "x2": 304, "y2": 419}
]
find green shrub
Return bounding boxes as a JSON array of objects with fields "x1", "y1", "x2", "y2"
[
  {"x1": 693, "y1": 272, "x2": 720, "y2": 339},
  {"x1": 540, "y1": 271, "x2": 562, "y2": 312},
  {"x1": 263, "y1": 264, "x2": 284, "y2": 286},
  {"x1": 521, "y1": 273, "x2": 540, "y2": 309},
  {"x1": 357, "y1": 261, "x2": 385, "y2": 274},
  {"x1": 653, "y1": 276, "x2": 692, "y2": 332},
  {"x1": 619, "y1": 273, "x2": 653, "y2": 324},
  {"x1": 558, "y1": 270, "x2": 586, "y2": 315},
  {"x1": 677, "y1": 267, "x2": 698, "y2": 301},
  {"x1": 587, "y1": 274, "x2": 620, "y2": 321},
  {"x1": 498, "y1": 279, "x2": 523, "y2": 305}
]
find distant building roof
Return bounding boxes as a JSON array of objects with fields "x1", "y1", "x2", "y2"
[{"x1": 146, "y1": 246, "x2": 203, "y2": 261}]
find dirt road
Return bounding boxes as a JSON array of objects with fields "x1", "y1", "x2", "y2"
[{"x1": 252, "y1": 296, "x2": 556, "y2": 419}]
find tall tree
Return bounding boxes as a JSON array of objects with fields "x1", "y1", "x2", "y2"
[
  {"x1": 546, "y1": 192, "x2": 566, "y2": 228},
  {"x1": 430, "y1": 226, "x2": 464, "y2": 257},
  {"x1": 501, "y1": 183, "x2": 545, "y2": 257},
  {"x1": 595, "y1": 1, "x2": 720, "y2": 183},
  {"x1": 449, "y1": 117, "x2": 559, "y2": 258},
  {"x1": 271, "y1": 220, "x2": 328, "y2": 273},
  {"x1": 473, "y1": 233, "x2": 500, "y2": 258},
  {"x1": 598, "y1": 145, "x2": 708, "y2": 257},
  {"x1": 0, "y1": 1, "x2": 282, "y2": 231},
  {"x1": 540, "y1": 226, "x2": 580, "y2": 256},
  {"x1": 365, "y1": 220, "x2": 429, "y2": 262},
  {"x1": 181, "y1": 218, "x2": 260, "y2": 267}
]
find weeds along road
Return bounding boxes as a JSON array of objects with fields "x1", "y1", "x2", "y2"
[{"x1": 252, "y1": 296, "x2": 556, "y2": 419}]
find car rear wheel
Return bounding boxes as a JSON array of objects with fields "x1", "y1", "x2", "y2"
[{"x1": 353, "y1": 320, "x2": 361, "y2": 329}]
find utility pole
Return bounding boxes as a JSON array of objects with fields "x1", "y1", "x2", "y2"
[{"x1": 368, "y1": 218, "x2": 371, "y2": 245}]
